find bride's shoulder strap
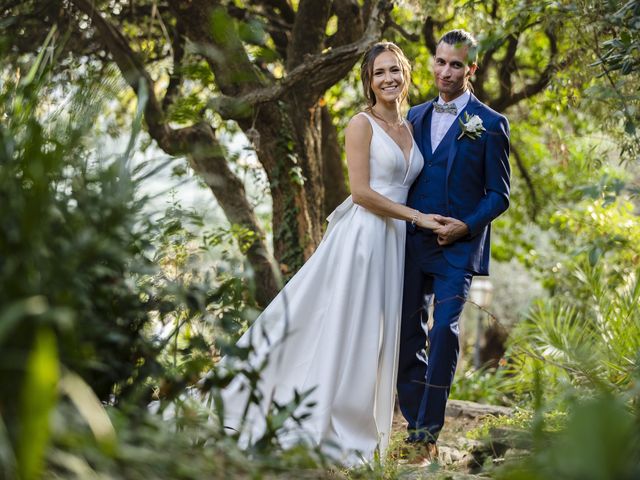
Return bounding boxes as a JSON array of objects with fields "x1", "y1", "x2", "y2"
[
  {"x1": 355, "y1": 110, "x2": 376, "y2": 127},
  {"x1": 346, "y1": 112, "x2": 373, "y2": 140}
]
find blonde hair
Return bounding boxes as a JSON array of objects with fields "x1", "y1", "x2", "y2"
[{"x1": 360, "y1": 42, "x2": 412, "y2": 107}]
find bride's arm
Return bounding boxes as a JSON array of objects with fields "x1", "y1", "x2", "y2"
[{"x1": 345, "y1": 115, "x2": 439, "y2": 230}]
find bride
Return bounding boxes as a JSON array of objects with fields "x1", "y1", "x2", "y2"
[{"x1": 216, "y1": 42, "x2": 437, "y2": 464}]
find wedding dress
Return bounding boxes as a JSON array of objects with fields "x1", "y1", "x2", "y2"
[{"x1": 218, "y1": 112, "x2": 424, "y2": 464}]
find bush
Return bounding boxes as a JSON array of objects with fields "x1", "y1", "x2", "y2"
[{"x1": 0, "y1": 33, "x2": 350, "y2": 480}]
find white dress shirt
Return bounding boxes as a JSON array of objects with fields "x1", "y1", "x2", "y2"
[{"x1": 431, "y1": 90, "x2": 470, "y2": 152}]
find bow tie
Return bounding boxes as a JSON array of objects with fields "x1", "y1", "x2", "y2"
[{"x1": 434, "y1": 102, "x2": 458, "y2": 115}]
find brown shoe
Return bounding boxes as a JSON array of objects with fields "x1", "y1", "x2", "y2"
[{"x1": 406, "y1": 442, "x2": 439, "y2": 466}]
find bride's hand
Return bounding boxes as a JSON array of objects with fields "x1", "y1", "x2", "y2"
[{"x1": 416, "y1": 213, "x2": 441, "y2": 230}]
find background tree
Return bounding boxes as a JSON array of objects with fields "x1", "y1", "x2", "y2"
[
  {"x1": 1, "y1": 0, "x2": 397, "y2": 306},
  {"x1": 1, "y1": 0, "x2": 612, "y2": 306},
  {"x1": 2, "y1": 1, "x2": 640, "y2": 478}
]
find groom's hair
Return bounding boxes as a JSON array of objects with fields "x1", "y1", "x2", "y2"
[{"x1": 438, "y1": 29, "x2": 478, "y2": 65}]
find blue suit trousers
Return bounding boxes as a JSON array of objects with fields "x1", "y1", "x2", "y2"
[{"x1": 397, "y1": 231, "x2": 473, "y2": 443}]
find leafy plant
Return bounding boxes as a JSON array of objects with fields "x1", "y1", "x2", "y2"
[
  {"x1": 506, "y1": 264, "x2": 640, "y2": 403},
  {"x1": 493, "y1": 386, "x2": 640, "y2": 480},
  {"x1": 450, "y1": 367, "x2": 515, "y2": 406},
  {"x1": 0, "y1": 32, "x2": 358, "y2": 479}
]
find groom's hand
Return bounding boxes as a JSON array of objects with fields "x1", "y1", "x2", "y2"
[{"x1": 432, "y1": 215, "x2": 469, "y2": 246}]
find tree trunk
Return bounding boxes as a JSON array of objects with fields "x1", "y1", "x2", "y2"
[
  {"x1": 247, "y1": 103, "x2": 324, "y2": 276},
  {"x1": 321, "y1": 105, "x2": 349, "y2": 216},
  {"x1": 171, "y1": 123, "x2": 281, "y2": 308},
  {"x1": 65, "y1": 0, "x2": 390, "y2": 305}
]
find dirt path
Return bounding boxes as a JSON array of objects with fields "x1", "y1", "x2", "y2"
[{"x1": 387, "y1": 400, "x2": 514, "y2": 479}]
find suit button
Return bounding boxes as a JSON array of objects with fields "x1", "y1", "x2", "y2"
[{"x1": 428, "y1": 162, "x2": 433, "y2": 167}]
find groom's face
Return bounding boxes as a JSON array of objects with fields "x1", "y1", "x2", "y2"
[{"x1": 433, "y1": 43, "x2": 477, "y2": 102}]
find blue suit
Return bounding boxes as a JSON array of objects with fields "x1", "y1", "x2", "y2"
[{"x1": 397, "y1": 93, "x2": 510, "y2": 443}]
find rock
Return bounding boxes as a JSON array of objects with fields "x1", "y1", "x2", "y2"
[
  {"x1": 487, "y1": 426, "x2": 532, "y2": 451},
  {"x1": 393, "y1": 400, "x2": 521, "y2": 477},
  {"x1": 446, "y1": 399, "x2": 514, "y2": 420},
  {"x1": 439, "y1": 444, "x2": 468, "y2": 465}
]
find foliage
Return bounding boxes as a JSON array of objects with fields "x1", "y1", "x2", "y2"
[
  {"x1": 491, "y1": 133, "x2": 640, "y2": 477},
  {"x1": 503, "y1": 155, "x2": 639, "y2": 399},
  {"x1": 0, "y1": 33, "x2": 230, "y2": 479},
  {"x1": 599, "y1": 0, "x2": 640, "y2": 77},
  {"x1": 0, "y1": 29, "x2": 162, "y2": 409},
  {"x1": 0, "y1": 38, "x2": 381, "y2": 479},
  {"x1": 506, "y1": 266, "x2": 640, "y2": 400},
  {"x1": 450, "y1": 367, "x2": 515, "y2": 406},
  {"x1": 585, "y1": 0, "x2": 640, "y2": 158},
  {"x1": 493, "y1": 386, "x2": 640, "y2": 480},
  {"x1": 4, "y1": 59, "x2": 182, "y2": 480}
]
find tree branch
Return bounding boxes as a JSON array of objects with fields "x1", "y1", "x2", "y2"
[
  {"x1": 489, "y1": 29, "x2": 564, "y2": 112},
  {"x1": 511, "y1": 144, "x2": 539, "y2": 220},
  {"x1": 172, "y1": 123, "x2": 280, "y2": 307},
  {"x1": 260, "y1": 10, "x2": 291, "y2": 59},
  {"x1": 286, "y1": 0, "x2": 332, "y2": 70},
  {"x1": 326, "y1": 0, "x2": 365, "y2": 49},
  {"x1": 387, "y1": 18, "x2": 421, "y2": 43},
  {"x1": 162, "y1": 18, "x2": 186, "y2": 111},
  {"x1": 421, "y1": 13, "x2": 458, "y2": 55},
  {"x1": 250, "y1": 0, "x2": 295, "y2": 25},
  {"x1": 171, "y1": 0, "x2": 263, "y2": 97},
  {"x1": 474, "y1": 39, "x2": 502, "y2": 101},
  {"x1": 497, "y1": 34, "x2": 519, "y2": 102},
  {"x1": 70, "y1": 0, "x2": 168, "y2": 142},
  {"x1": 422, "y1": 16, "x2": 439, "y2": 55},
  {"x1": 491, "y1": 0, "x2": 499, "y2": 18},
  {"x1": 222, "y1": 3, "x2": 291, "y2": 60},
  {"x1": 209, "y1": 0, "x2": 392, "y2": 119}
]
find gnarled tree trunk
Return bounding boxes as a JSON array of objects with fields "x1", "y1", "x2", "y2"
[{"x1": 65, "y1": 0, "x2": 392, "y2": 305}]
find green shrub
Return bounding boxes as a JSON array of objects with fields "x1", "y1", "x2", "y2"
[{"x1": 0, "y1": 33, "x2": 345, "y2": 480}]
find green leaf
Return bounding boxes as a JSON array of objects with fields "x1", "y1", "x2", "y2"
[
  {"x1": 59, "y1": 371, "x2": 116, "y2": 452},
  {"x1": 588, "y1": 246, "x2": 602, "y2": 266},
  {"x1": 625, "y1": 120, "x2": 636, "y2": 135},
  {"x1": 17, "y1": 328, "x2": 59, "y2": 480}
]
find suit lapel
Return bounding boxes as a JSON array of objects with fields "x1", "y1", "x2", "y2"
[
  {"x1": 446, "y1": 93, "x2": 481, "y2": 179},
  {"x1": 413, "y1": 99, "x2": 435, "y2": 159}
]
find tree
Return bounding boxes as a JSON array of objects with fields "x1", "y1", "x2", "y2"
[
  {"x1": 1, "y1": 0, "x2": 396, "y2": 306},
  {"x1": 5, "y1": 1, "x2": 631, "y2": 307}
]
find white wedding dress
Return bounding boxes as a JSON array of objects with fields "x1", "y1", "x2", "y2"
[{"x1": 218, "y1": 112, "x2": 424, "y2": 464}]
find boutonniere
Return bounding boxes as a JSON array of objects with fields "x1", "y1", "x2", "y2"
[{"x1": 457, "y1": 112, "x2": 485, "y2": 140}]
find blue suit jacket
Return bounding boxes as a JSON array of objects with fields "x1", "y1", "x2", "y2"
[{"x1": 407, "y1": 93, "x2": 511, "y2": 275}]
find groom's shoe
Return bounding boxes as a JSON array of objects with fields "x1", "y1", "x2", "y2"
[{"x1": 408, "y1": 441, "x2": 439, "y2": 466}]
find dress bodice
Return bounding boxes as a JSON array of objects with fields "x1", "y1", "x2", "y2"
[{"x1": 359, "y1": 112, "x2": 424, "y2": 202}]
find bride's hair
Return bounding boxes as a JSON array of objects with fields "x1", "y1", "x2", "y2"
[{"x1": 360, "y1": 42, "x2": 412, "y2": 108}]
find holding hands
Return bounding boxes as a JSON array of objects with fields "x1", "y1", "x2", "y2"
[
  {"x1": 416, "y1": 213, "x2": 469, "y2": 246},
  {"x1": 414, "y1": 212, "x2": 442, "y2": 231}
]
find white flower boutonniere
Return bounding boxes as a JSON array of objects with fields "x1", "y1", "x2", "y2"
[{"x1": 457, "y1": 112, "x2": 485, "y2": 140}]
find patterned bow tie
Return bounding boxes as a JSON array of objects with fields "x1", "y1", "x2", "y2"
[{"x1": 434, "y1": 102, "x2": 458, "y2": 115}]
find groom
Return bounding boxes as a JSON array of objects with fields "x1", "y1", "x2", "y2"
[{"x1": 398, "y1": 29, "x2": 511, "y2": 460}]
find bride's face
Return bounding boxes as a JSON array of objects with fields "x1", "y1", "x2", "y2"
[{"x1": 370, "y1": 51, "x2": 405, "y2": 105}]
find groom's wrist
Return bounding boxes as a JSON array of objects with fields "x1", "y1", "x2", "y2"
[{"x1": 456, "y1": 219, "x2": 472, "y2": 240}]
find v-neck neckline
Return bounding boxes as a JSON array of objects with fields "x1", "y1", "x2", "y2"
[{"x1": 362, "y1": 113, "x2": 414, "y2": 173}]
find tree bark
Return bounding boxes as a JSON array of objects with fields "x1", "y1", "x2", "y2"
[
  {"x1": 67, "y1": 0, "x2": 392, "y2": 303},
  {"x1": 72, "y1": 0, "x2": 281, "y2": 306},
  {"x1": 321, "y1": 105, "x2": 349, "y2": 216},
  {"x1": 171, "y1": 123, "x2": 281, "y2": 308}
]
